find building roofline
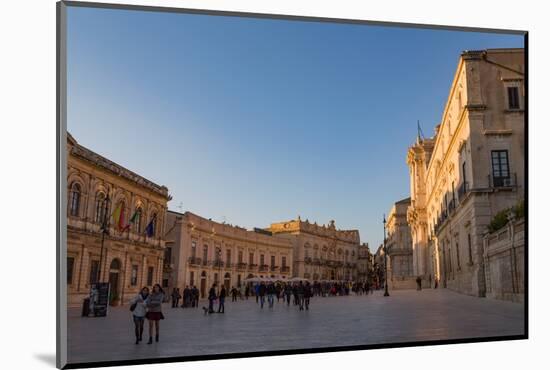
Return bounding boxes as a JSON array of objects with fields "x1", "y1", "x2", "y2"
[{"x1": 68, "y1": 132, "x2": 170, "y2": 199}]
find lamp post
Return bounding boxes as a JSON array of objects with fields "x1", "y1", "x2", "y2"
[
  {"x1": 216, "y1": 247, "x2": 222, "y2": 290},
  {"x1": 383, "y1": 214, "x2": 389, "y2": 297},
  {"x1": 96, "y1": 193, "x2": 111, "y2": 283}
]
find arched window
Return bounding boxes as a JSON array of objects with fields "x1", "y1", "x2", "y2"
[
  {"x1": 69, "y1": 183, "x2": 81, "y2": 217},
  {"x1": 95, "y1": 192, "x2": 107, "y2": 224}
]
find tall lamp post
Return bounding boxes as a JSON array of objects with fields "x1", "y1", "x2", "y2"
[
  {"x1": 96, "y1": 193, "x2": 111, "y2": 283},
  {"x1": 383, "y1": 214, "x2": 390, "y2": 297}
]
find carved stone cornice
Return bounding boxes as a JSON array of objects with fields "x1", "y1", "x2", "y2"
[{"x1": 69, "y1": 133, "x2": 170, "y2": 199}]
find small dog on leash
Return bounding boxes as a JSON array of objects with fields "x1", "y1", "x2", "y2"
[{"x1": 202, "y1": 306, "x2": 209, "y2": 315}]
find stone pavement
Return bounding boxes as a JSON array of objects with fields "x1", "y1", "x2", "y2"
[{"x1": 67, "y1": 289, "x2": 524, "y2": 364}]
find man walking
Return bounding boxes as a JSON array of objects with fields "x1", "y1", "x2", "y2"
[
  {"x1": 171, "y1": 288, "x2": 181, "y2": 308},
  {"x1": 304, "y1": 281, "x2": 312, "y2": 310},
  {"x1": 182, "y1": 286, "x2": 190, "y2": 308},
  {"x1": 267, "y1": 282, "x2": 275, "y2": 308},
  {"x1": 297, "y1": 281, "x2": 305, "y2": 311},
  {"x1": 230, "y1": 286, "x2": 238, "y2": 302},
  {"x1": 284, "y1": 283, "x2": 292, "y2": 306},
  {"x1": 258, "y1": 282, "x2": 267, "y2": 309},
  {"x1": 218, "y1": 285, "x2": 226, "y2": 313}
]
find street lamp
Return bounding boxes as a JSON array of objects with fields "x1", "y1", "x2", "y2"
[
  {"x1": 96, "y1": 193, "x2": 111, "y2": 283},
  {"x1": 383, "y1": 214, "x2": 389, "y2": 297},
  {"x1": 216, "y1": 247, "x2": 222, "y2": 289}
]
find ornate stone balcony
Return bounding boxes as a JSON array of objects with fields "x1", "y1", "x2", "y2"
[
  {"x1": 304, "y1": 257, "x2": 312, "y2": 264},
  {"x1": 236, "y1": 262, "x2": 247, "y2": 271},
  {"x1": 211, "y1": 260, "x2": 224, "y2": 268},
  {"x1": 187, "y1": 256, "x2": 202, "y2": 266},
  {"x1": 259, "y1": 264, "x2": 269, "y2": 272},
  {"x1": 281, "y1": 266, "x2": 290, "y2": 273},
  {"x1": 270, "y1": 265, "x2": 279, "y2": 272}
]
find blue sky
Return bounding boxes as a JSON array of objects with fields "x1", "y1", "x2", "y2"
[{"x1": 66, "y1": 6, "x2": 523, "y2": 249}]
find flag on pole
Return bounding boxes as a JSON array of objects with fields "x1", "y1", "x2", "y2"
[
  {"x1": 145, "y1": 214, "x2": 157, "y2": 238},
  {"x1": 121, "y1": 210, "x2": 140, "y2": 232},
  {"x1": 112, "y1": 203, "x2": 126, "y2": 232}
]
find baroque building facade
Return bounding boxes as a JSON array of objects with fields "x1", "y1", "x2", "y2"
[
  {"x1": 406, "y1": 48, "x2": 525, "y2": 296},
  {"x1": 268, "y1": 218, "x2": 360, "y2": 281},
  {"x1": 66, "y1": 133, "x2": 170, "y2": 307},
  {"x1": 356, "y1": 243, "x2": 373, "y2": 282},
  {"x1": 386, "y1": 197, "x2": 415, "y2": 289},
  {"x1": 164, "y1": 211, "x2": 294, "y2": 298}
]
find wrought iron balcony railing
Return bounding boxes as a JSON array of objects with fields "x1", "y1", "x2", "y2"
[
  {"x1": 457, "y1": 181, "x2": 469, "y2": 203},
  {"x1": 489, "y1": 173, "x2": 517, "y2": 189}
]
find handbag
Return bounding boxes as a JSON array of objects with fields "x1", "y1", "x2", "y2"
[{"x1": 130, "y1": 302, "x2": 137, "y2": 312}]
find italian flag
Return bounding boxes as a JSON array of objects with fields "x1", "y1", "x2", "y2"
[{"x1": 122, "y1": 210, "x2": 140, "y2": 232}]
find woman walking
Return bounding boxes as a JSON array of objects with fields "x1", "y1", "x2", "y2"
[
  {"x1": 129, "y1": 287, "x2": 149, "y2": 344},
  {"x1": 145, "y1": 284, "x2": 165, "y2": 344}
]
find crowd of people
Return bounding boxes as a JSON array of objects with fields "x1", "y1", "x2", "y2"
[
  {"x1": 130, "y1": 279, "x2": 382, "y2": 344},
  {"x1": 169, "y1": 286, "x2": 200, "y2": 308}
]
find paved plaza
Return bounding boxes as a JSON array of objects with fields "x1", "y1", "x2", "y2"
[{"x1": 67, "y1": 289, "x2": 524, "y2": 364}]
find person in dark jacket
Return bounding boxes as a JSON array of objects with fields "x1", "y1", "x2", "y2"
[
  {"x1": 171, "y1": 288, "x2": 181, "y2": 308},
  {"x1": 297, "y1": 281, "x2": 305, "y2": 311},
  {"x1": 266, "y1": 283, "x2": 275, "y2": 308},
  {"x1": 284, "y1": 284, "x2": 292, "y2": 306},
  {"x1": 258, "y1": 282, "x2": 267, "y2": 309},
  {"x1": 207, "y1": 284, "x2": 217, "y2": 314},
  {"x1": 303, "y1": 282, "x2": 312, "y2": 310},
  {"x1": 230, "y1": 286, "x2": 238, "y2": 302},
  {"x1": 182, "y1": 286, "x2": 190, "y2": 308},
  {"x1": 218, "y1": 286, "x2": 226, "y2": 313},
  {"x1": 292, "y1": 283, "x2": 299, "y2": 306}
]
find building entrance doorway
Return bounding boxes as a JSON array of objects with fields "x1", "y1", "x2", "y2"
[
  {"x1": 224, "y1": 273, "x2": 231, "y2": 291},
  {"x1": 200, "y1": 271, "x2": 207, "y2": 298},
  {"x1": 108, "y1": 259, "x2": 121, "y2": 305}
]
